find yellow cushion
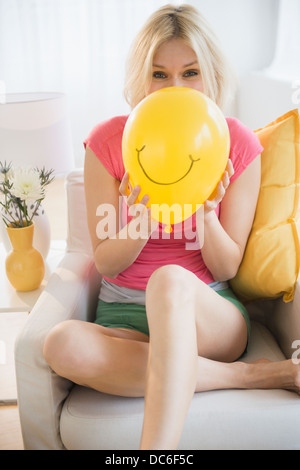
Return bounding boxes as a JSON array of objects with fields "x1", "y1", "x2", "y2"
[{"x1": 230, "y1": 109, "x2": 300, "y2": 303}]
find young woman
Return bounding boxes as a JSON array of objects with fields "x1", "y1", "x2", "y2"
[{"x1": 43, "y1": 4, "x2": 300, "y2": 450}]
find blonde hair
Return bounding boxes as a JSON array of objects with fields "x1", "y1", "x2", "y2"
[{"x1": 124, "y1": 4, "x2": 236, "y2": 110}]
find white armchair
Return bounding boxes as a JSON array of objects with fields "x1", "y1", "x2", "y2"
[{"x1": 15, "y1": 169, "x2": 300, "y2": 450}]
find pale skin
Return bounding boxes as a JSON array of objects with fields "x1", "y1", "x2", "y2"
[{"x1": 43, "y1": 38, "x2": 300, "y2": 450}]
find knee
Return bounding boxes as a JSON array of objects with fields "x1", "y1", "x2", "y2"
[
  {"x1": 43, "y1": 320, "x2": 83, "y2": 372},
  {"x1": 146, "y1": 265, "x2": 196, "y2": 308}
]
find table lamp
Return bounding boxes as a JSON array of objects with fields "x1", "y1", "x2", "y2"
[{"x1": 0, "y1": 92, "x2": 75, "y2": 258}]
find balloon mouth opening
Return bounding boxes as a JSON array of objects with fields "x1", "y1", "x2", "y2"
[{"x1": 164, "y1": 225, "x2": 173, "y2": 233}]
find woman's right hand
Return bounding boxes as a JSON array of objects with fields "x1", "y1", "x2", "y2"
[
  {"x1": 204, "y1": 159, "x2": 234, "y2": 214},
  {"x1": 119, "y1": 172, "x2": 158, "y2": 237}
]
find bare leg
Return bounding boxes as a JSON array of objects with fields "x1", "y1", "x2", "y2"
[
  {"x1": 43, "y1": 321, "x2": 300, "y2": 397},
  {"x1": 43, "y1": 320, "x2": 150, "y2": 397},
  {"x1": 139, "y1": 265, "x2": 249, "y2": 449},
  {"x1": 140, "y1": 269, "x2": 198, "y2": 449},
  {"x1": 195, "y1": 356, "x2": 300, "y2": 394}
]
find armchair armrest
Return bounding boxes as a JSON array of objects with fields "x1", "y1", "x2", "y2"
[
  {"x1": 15, "y1": 252, "x2": 101, "y2": 450},
  {"x1": 265, "y1": 279, "x2": 300, "y2": 360}
]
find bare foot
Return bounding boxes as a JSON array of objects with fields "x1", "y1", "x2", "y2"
[
  {"x1": 247, "y1": 358, "x2": 300, "y2": 396},
  {"x1": 292, "y1": 359, "x2": 300, "y2": 396}
]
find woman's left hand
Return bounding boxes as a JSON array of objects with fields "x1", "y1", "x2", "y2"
[{"x1": 204, "y1": 159, "x2": 234, "y2": 213}]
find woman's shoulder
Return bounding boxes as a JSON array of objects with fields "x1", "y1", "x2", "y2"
[
  {"x1": 84, "y1": 115, "x2": 129, "y2": 181},
  {"x1": 225, "y1": 116, "x2": 263, "y2": 182},
  {"x1": 225, "y1": 116, "x2": 258, "y2": 145},
  {"x1": 86, "y1": 115, "x2": 129, "y2": 146}
]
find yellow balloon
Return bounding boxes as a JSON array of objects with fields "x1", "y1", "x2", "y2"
[{"x1": 122, "y1": 87, "x2": 230, "y2": 228}]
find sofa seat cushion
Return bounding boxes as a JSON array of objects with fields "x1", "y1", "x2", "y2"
[{"x1": 60, "y1": 322, "x2": 300, "y2": 450}]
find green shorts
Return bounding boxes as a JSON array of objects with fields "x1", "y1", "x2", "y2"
[{"x1": 94, "y1": 287, "x2": 251, "y2": 342}]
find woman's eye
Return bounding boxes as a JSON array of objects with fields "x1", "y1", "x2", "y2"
[
  {"x1": 183, "y1": 70, "x2": 199, "y2": 77},
  {"x1": 153, "y1": 71, "x2": 167, "y2": 79}
]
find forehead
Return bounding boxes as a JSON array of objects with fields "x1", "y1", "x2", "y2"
[{"x1": 153, "y1": 38, "x2": 198, "y2": 67}]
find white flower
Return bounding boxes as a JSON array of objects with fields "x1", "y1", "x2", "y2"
[
  {"x1": 10, "y1": 167, "x2": 44, "y2": 202},
  {"x1": 0, "y1": 161, "x2": 53, "y2": 227}
]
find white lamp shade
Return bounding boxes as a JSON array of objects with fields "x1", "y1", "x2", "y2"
[{"x1": 0, "y1": 92, "x2": 74, "y2": 175}]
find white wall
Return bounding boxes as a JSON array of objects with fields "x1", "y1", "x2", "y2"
[
  {"x1": 236, "y1": 0, "x2": 300, "y2": 130},
  {"x1": 189, "y1": 0, "x2": 278, "y2": 76},
  {"x1": 238, "y1": 72, "x2": 300, "y2": 130}
]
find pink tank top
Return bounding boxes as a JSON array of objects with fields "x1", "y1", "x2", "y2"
[{"x1": 84, "y1": 115, "x2": 263, "y2": 290}]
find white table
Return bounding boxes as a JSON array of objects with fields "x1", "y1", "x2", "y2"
[{"x1": 0, "y1": 240, "x2": 66, "y2": 403}]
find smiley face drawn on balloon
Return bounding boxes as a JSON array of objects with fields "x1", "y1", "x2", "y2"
[{"x1": 136, "y1": 145, "x2": 200, "y2": 186}]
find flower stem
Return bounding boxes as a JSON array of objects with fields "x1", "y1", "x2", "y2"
[{"x1": 29, "y1": 200, "x2": 42, "y2": 223}]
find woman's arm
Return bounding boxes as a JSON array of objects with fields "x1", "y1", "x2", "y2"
[
  {"x1": 201, "y1": 155, "x2": 261, "y2": 281},
  {"x1": 84, "y1": 147, "x2": 154, "y2": 278}
]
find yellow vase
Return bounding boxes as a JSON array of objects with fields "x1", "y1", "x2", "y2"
[{"x1": 5, "y1": 223, "x2": 45, "y2": 291}]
